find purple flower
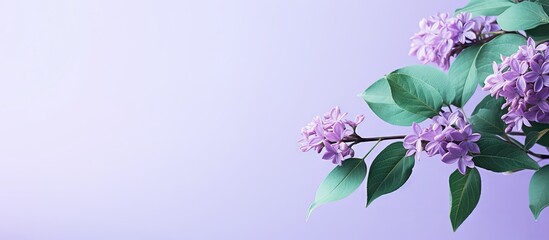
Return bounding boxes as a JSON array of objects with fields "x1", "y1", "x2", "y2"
[
  {"x1": 473, "y1": 16, "x2": 500, "y2": 37},
  {"x1": 447, "y1": 111, "x2": 467, "y2": 129},
  {"x1": 403, "y1": 110, "x2": 481, "y2": 175},
  {"x1": 322, "y1": 141, "x2": 344, "y2": 165},
  {"x1": 526, "y1": 88, "x2": 549, "y2": 113},
  {"x1": 483, "y1": 62, "x2": 506, "y2": 97},
  {"x1": 455, "y1": 124, "x2": 481, "y2": 153},
  {"x1": 403, "y1": 123, "x2": 423, "y2": 161},
  {"x1": 299, "y1": 107, "x2": 365, "y2": 165},
  {"x1": 482, "y1": 38, "x2": 549, "y2": 132},
  {"x1": 345, "y1": 114, "x2": 365, "y2": 129},
  {"x1": 421, "y1": 123, "x2": 449, "y2": 156},
  {"x1": 441, "y1": 142, "x2": 475, "y2": 174},
  {"x1": 502, "y1": 59, "x2": 529, "y2": 93},
  {"x1": 448, "y1": 13, "x2": 476, "y2": 44},
  {"x1": 524, "y1": 61, "x2": 549, "y2": 92},
  {"x1": 299, "y1": 117, "x2": 325, "y2": 152},
  {"x1": 410, "y1": 13, "x2": 500, "y2": 70},
  {"x1": 503, "y1": 105, "x2": 531, "y2": 132},
  {"x1": 323, "y1": 107, "x2": 347, "y2": 129},
  {"x1": 425, "y1": 140, "x2": 448, "y2": 157},
  {"x1": 325, "y1": 122, "x2": 347, "y2": 142}
]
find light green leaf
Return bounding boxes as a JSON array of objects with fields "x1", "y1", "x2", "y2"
[
  {"x1": 476, "y1": 34, "x2": 526, "y2": 86},
  {"x1": 456, "y1": 0, "x2": 514, "y2": 17},
  {"x1": 530, "y1": 165, "x2": 549, "y2": 220},
  {"x1": 473, "y1": 136, "x2": 540, "y2": 172},
  {"x1": 526, "y1": 23, "x2": 549, "y2": 43},
  {"x1": 308, "y1": 158, "x2": 366, "y2": 219},
  {"x1": 386, "y1": 73, "x2": 443, "y2": 118},
  {"x1": 366, "y1": 142, "x2": 415, "y2": 207},
  {"x1": 361, "y1": 78, "x2": 427, "y2": 126},
  {"x1": 449, "y1": 45, "x2": 482, "y2": 107},
  {"x1": 449, "y1": 168, "x2": 481, "y2": 232},
  {"x1": 498, "y1": 1, "x2": 549, "y2": 31},
  {"x1": 392, "y1": 65, "x2": 455, "y2": 105}
]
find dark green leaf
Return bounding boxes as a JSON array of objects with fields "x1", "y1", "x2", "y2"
[
  {"x1": 525, "y1": 131, "x2": 540, "y2": 150},
  {"x1": 526, "y1": 23, "x2": 549, "y2": 44},
  {"x1": 392, "y1": 65, "x2": 455, "y2": 105},
  {"x1": 470, "y1": 95, "x2": 507, "y2": 134},
  {"x1": 532, "y1": 0, "x2": 549, "y2": 12},
  {"x1": 476, "y1": 34, "x2": 526, "y2": 86},
  {"x1": 473, "y1": 136, "x2": 539, "y2": 172},
  {"x1": 361, "y1": 78, "x2": 427, "y2": 126},
  {"x1": 449, "y1": 45, "x2": 482, "y2": 107},
  {"x1": 366, "y1": 142, "x2": 415, "y2": 207},
  {"x1": 449, "y1": 168, "x2": 481, "y2": 231},
  {"x1": 387, "y1": 73, "x2": 443, "y2": 118},
  {"x1": 456, "y1": 0, "x2": 514, "y2": 17},
  {"x1": 308, "y1": 158, "x2": 366, "y2": 219},
  {"x1": 472, "y1": 95, "x2": 506, "y2": 116},
  {"x1": 470, "y1": 109, "x2": 507, "y2": 134},
  {"x1": 524, "y1": 129, "x2": 549, "y2": 150},
  {"x1": 498, "y1": 1, "x2": 549, "y2": 31},
  {"x1": 524, "y1": 122, "x2": 549, "y2": 147},
  {"x1": 530, "y1": 165, "x2": 549, "y2": 220}
]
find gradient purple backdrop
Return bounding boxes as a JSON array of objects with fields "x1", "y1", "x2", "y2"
[{"x1": 0, "y1": 0, "x2": 546, "y2": 239}]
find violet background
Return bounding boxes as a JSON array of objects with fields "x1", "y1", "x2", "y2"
[{"x1": 0, "y1": 0, "x2": 546, "y2": 239}]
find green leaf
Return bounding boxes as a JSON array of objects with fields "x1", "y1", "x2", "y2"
[
  {"x1": 449, "y1": 168, "x2": 481, "y2": 232},
  {"x1": 524, "y1": 122, "x2": 549, "y2": 147},
  {"x1": 525, "y1": 131, "x2": 540, "y2": 150},
  {"x1": 476, "y1": 34, "x2": 526, "y2": 86},
  {"x1": 449, "y1": 45, "x2": 482, "y2": 107},
  {"x1": 530, "y1": 165, "x2": 549, "y2": 220},
  {"x1": 526, "y1": 23, "x2": 549, "y2": 44},
  {"x1": 473, "y1": 136, "x2": 540, "y2": 172},
  {"x1": 361, "y1": 78, "x2": 427, "y2": 126},
  {"x1": 472, "y1": 95, "x2": 506, "y2": 116},
  {"x1": 307, "y1": 158, "x2": 367, "y2": 219},
  {"x1": 366, "y1": 142, "x2": 415, "y2": 207},
  {"x1": 386, "y1": 73, "x2": 443, "y2": 118},
  {"x1": 498, "y1": 1, "x2": 549, "y2": 31},
  {"x1": 392, "y1": 65, "x2": 455, "y2": 105},
  {"x1": 532, "y1": 0, "x2": 549, "y2": 12},
  {"x1": 470, "y1": 109, "x2": 507, "y2": 134},
  {"x1": 456, "y1": 0, "x2": 514, "y2": 17},
  {"x1": 469, "y1": 95, "x2": 507, "y2": 134},
  {"x1": 524, "y1": 129, "x2": 549, "y2": 150},
  {"x1": 451, "y1": 35, "x2": 525, "y2": 107}
]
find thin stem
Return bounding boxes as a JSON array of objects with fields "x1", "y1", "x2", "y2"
[
  {"x1": 449, "y1": 34, "x2": 500, "y2": 57},
  {"x1": 447, "y1": 105, "x2": 454, "y2": 113},
  {"x1": 503, "y1": 134, "x2": 521, "y2": 148},
  {"x1": 508, "y1": 131, "x2": 525, "y2": 136},
  {"x1": 362, "y1": 140, "x2": 382, "y2": 160},
  {"x1": 487, "y1": 30, "x2": 506, "y2": 35},
  {"x1": 528, "y1": 150, "x2": 549, "y2": 160},
  {"x1": 344, "y1": 135, "x2": 406, "y2": 144},
  {"x1": 503, "y1": 133, "x2": 549, "y2": 160}
]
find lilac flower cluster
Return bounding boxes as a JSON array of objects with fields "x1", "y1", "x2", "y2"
[
  {"x1": 403, "y1": 111, "x2": 481, "y2": 174},
  {"x1": 483, "y1": 38, "x2": 549, "y2": 132},
  {"x1": 410, "y1": 13, "x2": 500, "y2": 70},
  {"x1": 299, "y1": 107, "x2": 364, "y2": 165}
]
